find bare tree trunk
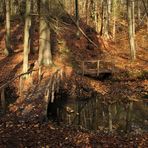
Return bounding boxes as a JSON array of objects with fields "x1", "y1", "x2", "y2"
[
  {"x1": 23, "y1": 0, "x2": 32, "y2": 74},
  {"x1": 132, "y1": 0, "x2": 135, "y2": 37},
  {"x1": 39, "y1": 0, "x2": 52, "y2": 66},
  {"x1": 4, "y1": 0, "x2": 12, "y2": 56},
  {"x1": 85, "y1": 0, "x2": 89, "y2": 24},
  {"x1": 112, "y1": 0, "x2": 117, "y2": 40},
  {"x1": 75, "y1": 0, "x2": 80, "y2": 37},
  {"x1": 101, "y1": 0, "x2": 110, "y2": 39},
  {"x1": 107, "y1": 0, "x2": 111, "y2": 26},
  {"x1": 0, "y1": 0, "x2": 3, "y2": 15},
  {"x1": 127, "y1": 0, "x2": 136, "y2": 61},
  {"x1": 137, "y1": 0, "x2": 141, "y2": 22},
  {"x1": 91, "y1": 0, "x2": 98, "y2": 32}
]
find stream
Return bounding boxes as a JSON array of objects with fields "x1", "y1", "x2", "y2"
[{"x1": 47, "y1": 96, "x2": 148, "y2": 133}]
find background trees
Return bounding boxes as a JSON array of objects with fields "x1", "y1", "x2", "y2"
[{"x1": 0, "y1": 0, "x2": 147, "y2": 62}]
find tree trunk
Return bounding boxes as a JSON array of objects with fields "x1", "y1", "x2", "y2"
[
  {"x1": 0, "y1": 0, "x2": 5, "y2": 17},
  {"x1": 127, "y1": 0, "x2": 136, "y2": 61},
  {"x1": 85, "y1": 0, "x2": 89, "y2": 24},
  {"x1": 4, "y1": 0, "x2": 12, "y2": 56},
  {"x1": 137, "y1": 0, "x2": 141, "y2": 22},
  {"x1": 112, "y1": 0, "x2": 117, "y2": 40},
  {"x1": 101, "y1": 0, "x2": 110, "y2": 39},
  {"x1": 23, "y1": 0, "x2": 32, "y2": 74},
  {"x1": 75, "y1": 0, "x2": 80, "y2": 37},
  {"x1": 39, "y1": 0, "x2": 52, "y2": 66},
  {"x1": 91, "y1": 0, "x2": 98, "y2": 32}
]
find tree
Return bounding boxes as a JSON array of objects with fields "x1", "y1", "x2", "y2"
[
  {"x1": 0, "y1": 0, "x2": 5, "y2": 18},
  {"x1": 38, "y1": 0, "x2": 52, "y2": 66},
  {"x1": 112, "y1": 0, "x2": 117, "y2": 40},
  {"x1": 75, "y1": 0, "x2": 80, "y2": 37},
  {"x1": 90, "y1": 0, "x2": 99, "y2": 32},
  {"x1": 4, "y1": 0, "x2": 13, "y2": 56},
  {"x1": 23, "y1": 0, "x2": 32, "y2": 74},
  {"x1": 127, "y1": 0, "x2": 136, "y2": 60},
  {"x1": 137, "y1": 0, "x2": 141, "y2": 22},
  {"x1": 100, "y1": 0, "x2": 110, "y2": 39}
]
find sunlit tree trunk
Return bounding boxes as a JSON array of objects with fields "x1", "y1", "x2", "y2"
[
  {"x1": 94, "y1": 1, "x2": 98, "y2": 32},
  {"x1": 23, "y1": 0, "x2": 32, "y2": 74},
  {"x1": 101, "y1": 0, "x2": 110, "y2": 39},
  {"x1": 127, "y1": 0, "x2": 136, "y2": 61},
  {"x1": 39, "y1": 0, "x2": 52, "y2": 66},
  {"x1": 69, "y1": 0, "x2": 74, "y2": 15},
  {"x1": 112, "y1": 0, "x2": 117, "y2": 40},
  {"x1": 137, "y1": 0, "x2": 141, "y2": 22},
  {"x1": 4, "y1": 0, "x2": 12, "y2": 56},
  {"x1": 107, "y1": 0, "x2": 111, "y2": 24},
  {"x1": 85, "y1": 0, "x2": 89, "y2": 24}
]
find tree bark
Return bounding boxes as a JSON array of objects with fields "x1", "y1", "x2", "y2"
[
  {"x1": 85, "y1": 0, "x2": 89, "y2": 24},
  {"x1": 101, "y1": 0, "x2": 110, "y2": 39},
  {"x1": 112, "y1": 0, "x2": 117, "y2": 40},
  {"x1": 137, "y1": 0, "x2": 141, "y2": 22},
  {"x1": 39, "y1": 0, "x2": 52, "y2": 66},
  {"x1": 23, "y1": 0, "x2": 32, "y2": 74},
  {"x1": 127, "y1": 0, "x2": 136, "y2": 61},
  {"x1": 75, "y1": 0, "x2": 80, "y2": 37},
  {"x1": 4, "y1": 0, "x2": 12, "y2": 56}
]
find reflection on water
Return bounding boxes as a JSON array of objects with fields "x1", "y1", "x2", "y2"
[{"x1": 48, "y1": 97, "x2": 148, "y2": 133}]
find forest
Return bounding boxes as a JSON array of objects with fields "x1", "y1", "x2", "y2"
[{"x1": 0, "y1": 0, "x2": 148, "y2": 147}]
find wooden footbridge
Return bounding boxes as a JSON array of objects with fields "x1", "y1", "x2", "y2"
[{"x1": 82, "y1": 59, "x2": 115, "y2": 77}]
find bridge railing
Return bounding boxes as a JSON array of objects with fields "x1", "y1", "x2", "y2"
[{"x1": 82, "y1": 60, "x2": 116, "y2": 76}]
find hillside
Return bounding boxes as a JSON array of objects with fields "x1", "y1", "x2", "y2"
[{"x1": 0, "y1": 16, "x2": 148, "y2": 147}]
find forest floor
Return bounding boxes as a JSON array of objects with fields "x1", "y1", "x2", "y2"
[{"x1": 0, "y1": 19, "x2": 148, "y2": 147}]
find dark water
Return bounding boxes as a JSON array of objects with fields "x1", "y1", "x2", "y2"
[{"x1": 48, "y1": 97, "x2": 148, "y2": 133}]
